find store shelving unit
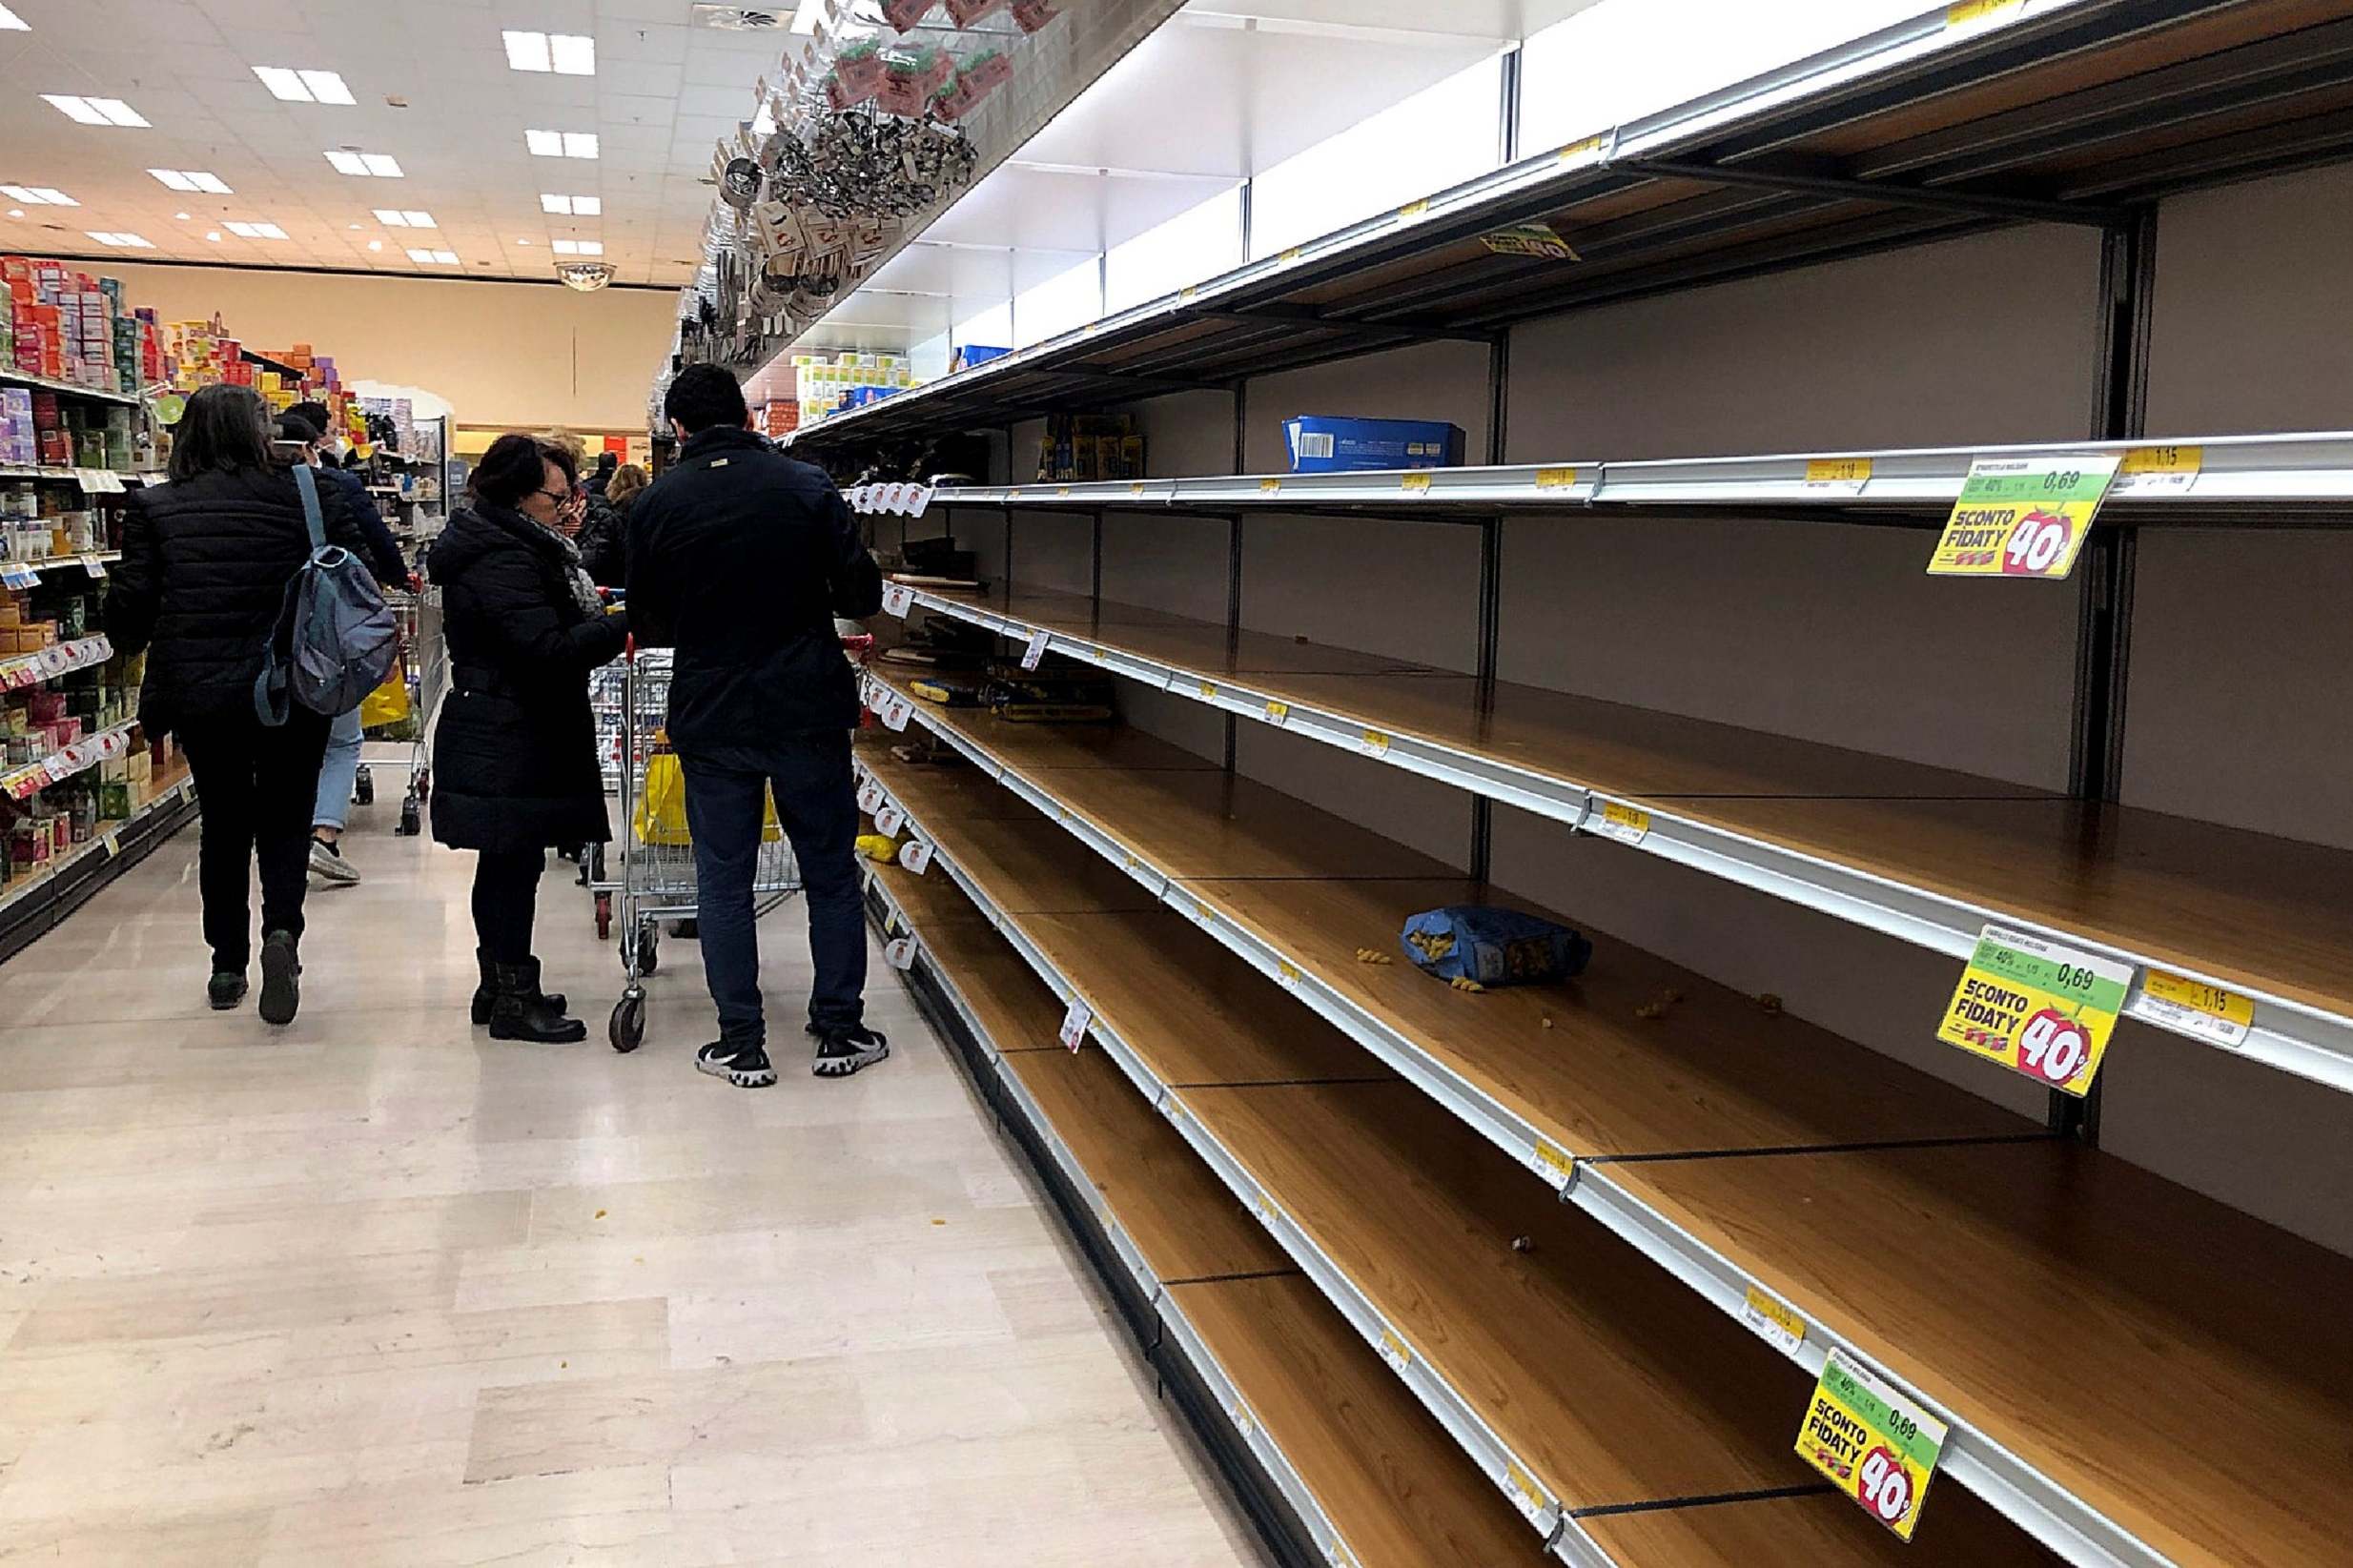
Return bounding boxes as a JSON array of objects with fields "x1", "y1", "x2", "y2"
[
  {"x1": 0, "y1": 775, "x2": 194, "y2": 965},
  {"x1": 0, "y1": 367, "x2": 146, "y2": 409},
  {"x1": 804, "y1": 4, "x2": 2353, "y2": 1565}
]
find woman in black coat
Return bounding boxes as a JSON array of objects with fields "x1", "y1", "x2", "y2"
[
  {"x1": 106, "y1": 382, "x2": 368, "y2": 1026},
  {"x1": 427, "y1": 434, "x2": 625, "y2": 1043}
]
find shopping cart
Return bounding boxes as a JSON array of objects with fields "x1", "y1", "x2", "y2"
[
  {"x1": 385, "y1": 582, "x2": 446, "y2": 836},
  {"x1": 599, "y1": 643, "x2": 801, "y2": 1052}
]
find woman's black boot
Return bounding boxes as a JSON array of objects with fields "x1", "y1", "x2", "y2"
[{"x1": 489, "y1": 960, "x2": 588, "y2": 1044}]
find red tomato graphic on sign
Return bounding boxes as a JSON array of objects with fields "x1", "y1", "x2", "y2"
[
  {"x1": 2016, "y1": 1007, "x2": 2091, "y2": 1087},
  {"x1": 1857, "y1": 1444, "x2": 1914, "y2": 1525},
  {"x1": 2001, "y1": 509, "x2": 2073, "y2": 576}
]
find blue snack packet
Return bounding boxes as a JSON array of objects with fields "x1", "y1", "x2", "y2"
[{"x1": 1401, "y1": 906, "x2": 1593, "y2": 988}]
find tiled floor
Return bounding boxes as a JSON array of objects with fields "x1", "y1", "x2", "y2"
[{"x1": 0, "y1": 787, "x2": 1270, "y2": 1566}]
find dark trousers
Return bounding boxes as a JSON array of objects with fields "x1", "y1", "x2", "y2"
[
  {"x1": 178, "y1": 708, "x2": 331, "y2": 972},
  {"x1": 472, "y1": 848, "x2": 545, "y2": 965},
  {"x1": 681, "y1": 730, "x2": 865, "y2": 1046}
]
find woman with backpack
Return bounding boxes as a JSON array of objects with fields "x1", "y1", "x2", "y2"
[
  {"x1": 106, "y1": 383, "x2": 371, "y2": 1025},
  {"x1": 427, "y1": 434, "x2": 626, "y2": 1044}
]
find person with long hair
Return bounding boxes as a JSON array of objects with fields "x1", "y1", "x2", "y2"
[
  {"x1": 426, "y1": 434, "x2": 625, "y2": 1043},
  {"x1": 104, "y1": 383, "x2": 369, "y2": 1024}
]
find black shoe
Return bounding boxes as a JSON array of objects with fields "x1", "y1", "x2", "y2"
[
  {"x1": 487, "y1": 961, "x2": 586, "y2": 1044},
  {"x1": 207, "y1": 970, "x2": 248, "y2": 1010},
  {"x1": 257, "y1": 931, "x2": 301, "y2": 1026},
  {"x1": 812, "y1": 1025, "x2": 890, "y2": 1079},
  {"x1": 473, "y1": 950, "x2": 566, "y2": 1026},
  {"x1": 696, "y1": 1039, "x2": 777, "y2": 1089}
]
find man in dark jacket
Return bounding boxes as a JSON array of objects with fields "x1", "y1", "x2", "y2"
[{"x1": 627, "y1": 364, "x2": 885, "y2": 1087}]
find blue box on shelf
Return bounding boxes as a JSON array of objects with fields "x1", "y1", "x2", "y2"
[
  {"x1": 952, "y1": 344, "x2": 1012, "y2": 373},
  {"x1": 1284, "y1": 415, "x2": 1466, "y2": 473}
]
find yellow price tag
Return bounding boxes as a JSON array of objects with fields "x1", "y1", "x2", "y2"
[
  {"x1": 1558, "y1": 133, "x2": 1606, "y2": 162},
  {"x1": 2130, "y1": 968, "x2": 2254, "y2": 1047},
  {"x1": 1198, "y1": 680, "x2": 1218, "y2": 700},
  {"x1": 1265, "y1": 700, "x2": 1290, "y2": 725},
  {"x1": 1130, "y1": 481, "x2": 1147, "y2": 495},
  {"x1": 1057, "y1": 485, "x2": 1073, "y2": 497},
  {"x1": 1279, "y1": 247, "x2": 1303, "y2": 263},
  {"x1": 2116, "y1": 444, "x2": 2202, "y2": 495},
  {"x1": 1503, "y1": 1460, "x2": 1553, "y2": 1527},
  {"x1": 1798, "y1": 1351, "x2": 1948, "y2": 1540},
  {"x1": 1533, "y1": 1138, "x2": 1574, "y2": 1182},
  {"x1": 1360, "y1": 728, "x2": 1391, "y2": 758},
  {"x1": 1398, "y1": 198, "x2": 1430, "y2": 219},
  {"x1": 1935, "y1": 925, "x2": 2133, "y2": 1096},
  {"x1": 1805, "y1": 458, "x2": 1872, "y2": 488},
  {"x1": 1180, "y1": 285, "x2": 1198, "y2": 301},
  {"x1": 1589, "y1": 801, "x2": 1650, "y2": 845},
  {"x1": 1278, "y1": 959, "x2": 1301, "y2": 991},
  {"x1": 1258, "y1": 478, "x2": 1282, "y2": 495},
  {"x1": 1401, "y1": 472, "x2": 1433, "y2": 494},
  {"x1": 1378, "y1": 1327, "x2": 1412, "y2": 1372},
  {"x1": 1195, "y1": 900, "x2": 1216, "y2": 926},
  {"x1": 1534, "y1": 466, "x2": 1578, "y2": 491},
  {"x1": 1946, "y1": 0, "x2": 2023, "y2": 25},
  {"x1": 1742, "y1": 1285, "x2": 1807, "y2": 1354}
]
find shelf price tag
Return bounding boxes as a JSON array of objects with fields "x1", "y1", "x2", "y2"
[
  {"x1": 1946, "y1": 0, "x2": 2024, "y2": 28},
  {"x1": 1359, "y1": 728, "x2": 1391, "y2": 758},
  {"x1": 858, "y1": 781, "x2": 885, "y2": 815},
  {"x1": 1798, "y1": 1350, "x2": 1948, "y2": 1541},
  {"x1": 881, "y1": 583, "x2": 914, "y2": 617},
  {"x1": 1587, "y1": 800, "x2": 1651, "y2": 845},
  {"x1": 1934, "y1": 924, "x2": 2132, "y2": 1096},
  {"x1": 873, "y1": 805, "x2": 905, "y2": 839},
  {"x1": 881, "y1": 695, "x2": 913, "y2": 732},
  {"x1": 1277, "y1": 959, "x2": 1302, "y2": 992},
  {"x1": 1741, "y1": 1285, "x2": 1807, "y2": 1356},
  {"x1": 78, "y1": 553, "x2": 108, "y2": 579},
  {"x1": 1019, "y1": 628, "x2": 1051, "y2": 671},
  {"x1": 2130, "y1": 968, "x2": 2254, "y2": 1048},
  {"x1": 1927, "y1": 454, "x2": 2120, "y2": 580},
  {"x1": 1501, "y1": 1460, "x2": 1554, "y2": 1530},
  {"x1": 1264, "y1": 700, "x2": 1290, "y2": 727},
  {"x1": 1058, "y1": 997, "x2": 1093, "y2": 1051},
  {"x1": 1401, "y1": 472, "x2": 1433, "y2": 495},
  {"x1": 885, "y1": 937, "x2": 917, "y2": 971},
  {"x1": 1534, "y1": 466, "x2": 1578, "y2": 492},
  {"x1": 900, "y1": 839, "x2": 934, "y2": 876},
  {"x1": 1377, "y1": 1327, "x2": 1412, "y2": 1375},
  {"x1": 1803, "y1": 458, "x2": 1872, "y2": 496},
  {"x1": 2114, "y1": 443, "x2": 2202, "y2": 495}
]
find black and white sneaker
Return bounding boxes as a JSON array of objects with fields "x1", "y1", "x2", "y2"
[
  {"x1": 812, "y1": 1026, "x2": 890, "y2": 1079},
  {"x1": 309, "y1": 835, "x2": 360, "y2": 886},
  {"x1": 695, "y1": 1039, "x2": 777, "y2": 1089}
]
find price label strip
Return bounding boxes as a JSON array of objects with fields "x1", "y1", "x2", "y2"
[
  {"x1": 1058, "y1": 997, "x2": 1093, "y2": 1052},
  {"x1": 1742, "y1": 1285, "x2": 1807, "y2": 1356},
  {"x1": 900, "y1": 839, "x2": 934, "y2": 876},
  {"x1": 885, "y1": 937, "x2": 917, "y2": 971},
  {"x1": 881, "y1": 583, "x2": 914, "y2": 617},
  {"x1": 2113, "y1": 443, "x2": 2201, "y2": 496},
  {"x1": 857, "y1": 781, "x2": 885, "y2": 816},
  {"x1": 1928, "y1": 454, "x2": 2121, "y2": 580},
  {"x1": 1587, "y1": 800, "x2": 1651, "y2": 845},
  {"x1": 2130, "y1": 968, "x2": 2254, "y2": 1048},
  {"x1": 1803, "y1": 458, "x2": 1872, "y2": 496},
  {"x1": 1934, "y1": 925, "x2": 2132, "y2": 1096},
  {"x1": 873, "y1": 805, "x2": 905, "y2": 839},
  {"x1": 1019, "y1": 628, "x2": 1051, "y2": 671},
  {"x1": 1797, "y1": 1350, "x2": 1949, "y2": 1541}
]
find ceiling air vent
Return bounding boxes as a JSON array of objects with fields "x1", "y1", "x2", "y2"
[{"x1": 688, "y1": 5, "x2": 784, "y2": 29}]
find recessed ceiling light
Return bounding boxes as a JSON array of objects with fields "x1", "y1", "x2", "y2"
[
  {"x1": 406, "y1": 248, "x2": 460, "y2": 266},
  {"x1": 540, "y1": 193, "x2": 601, "y2": 216},
  {"x1": 366, "y1": 239, "x2": 382, "y2": 251},
  {"x1": 551, "y1": 239, "x2": 603, "y2": 256},
  {"x1": 502, "y1": 30, "x2": 595, "y2": 75},
  {"x1": 517, "y1": 237, "x2": 532, "y2": 246},
  {"x1": 84, "y1": 231, "x2": 153, "y2": 248},
  {"x1": 254, "y1": 66, "x2": 355, "y2": 105},
  {"x1": 0, "y1": 185, "x2": 76, "y2": 207},
  {"x1": 526, "y1": 129, "x2": 597, "y2": 159},
  {"x1": 0, "y1": 5, "x2": 28, "y2": 31},
  {"x1": 174, "y1": 212, "x2": 190, "y2": 220},
  {"x1": 224, "y1": 220, "x2": 288, "y2": 240},
  {"x1": 206, "y1": 230, "x2": 221, "y2": 242},
  {"x1": 7, "y1": 211, "x2": 25, "y2": 220},
  {"x1": 43, "y1": 94, "x2": 149, "y2": 128},
  {"x1": 325, "y1": 150, "x2": 403, "y2": 177},
  {"x1": 149, "y1": 168, "x2": 231, "y2": 194},
  {"x1": 373, "y1": 209, "x2": 436, "y2": 229}
]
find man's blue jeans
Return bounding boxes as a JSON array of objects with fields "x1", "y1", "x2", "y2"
[{"x1": 680, "y1": 730, "x2": 867, "y2": 1048}]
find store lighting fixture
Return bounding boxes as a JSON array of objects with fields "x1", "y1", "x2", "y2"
[
  {"x1": 0, "y1": 185, "x2": 77, "y2": 206},
  {"x1": 406, "y1": 248, "x2": 460, "y2": 265},
  {"x1": 0, "y1": 5, "x2": 28, "y2": 31},
  {"x1": 253, "y1": 66, "x2": 356, "y2": 105},
  {"x1": 83, "y1": 232, "x2": 153, "y2": 248},
  {"x1": 551, "y1": 238, "x2": 602, "y2": 256},
  {"x1": 366, "y1": 239, "x2": 382, "y2": 251},
  {"x1": 540, "y1": 193, "x2": 600, "y2": 216},
  {"x1": 325, "y1": 150, "x2": 403, "y2": 177},
  {"x1": 373, "y1": 209, "x2": 436, "y2": 228},
  {"x1": 503, "y1": 31, "x2": 594, "y2": 75},
  {"x1": 43, "y1": 94, "x2": 149, "y2": 128},
  {"x1": 556, "y1": 259, "x2": 614, "y2": 292},
  {"x1": 525, "y1": 129, "x2": 597, "y2": 159},
  {"x1": 149, "y1": 168, "x2": 231, "y2": 193},
  {"x1": 205, "y1": 230, "x2": 222, "y2": 242},
  {"x1": 174, "y1": 212, "x2": 191, "y2": 220},
  {"x1": 224, "y1": 220, "x2": 288, "y2": 240},
  {"x1": 6, "y1": 211, "x2": 23, "y2": 221}
]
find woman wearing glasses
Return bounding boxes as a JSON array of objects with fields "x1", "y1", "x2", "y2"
[{"x1": 427, "y1": 434, "x2": 625, "y2": 1043}]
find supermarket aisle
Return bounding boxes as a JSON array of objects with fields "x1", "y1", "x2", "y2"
[{"x1": 0, "y1": 802, "x2": 1268, "y2": 1566}]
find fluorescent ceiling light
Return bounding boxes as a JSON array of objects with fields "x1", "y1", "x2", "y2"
[
  {"x1": 1, "y1": 185, "x2": 77, "y2": 206},
  {"x1": 502, "y1": 30, "x2": 549, "y2": 71},
  {"x1": 540, "y1": 193, "x2": 600, "y2": 215},
  {"x1": 44, "y1": 94, "x2": 148, "y2": 128},
  {"x1": 366, "y1": 239, "x2": 382, "y2": 251},
  {"x1": 564, "y1": 132, "x2": 598, "y2": 159},
  {"x1": 325, "y1": 150, "x2": 403, "y2": 177},
  {"x1": 148, "y1": 168, "x2": 232, "y2": 194},
  {"x1": 503, "y1": 31, "x2": 595, "y2": 75},
  {"x1": 254, "y1": 66, "x2": 354, "y2": 104},
  {"x1": 0, "y1": 5, "x2": 28, "y2": 31},
  {"x1": 406, "y1": 248, "x2": 459, "y2": 265},
  {"x1": 84, "y1": 232, "x2": 153, "y2": 248},
  {"x1": 373, "y1": 209, "x2": 436, "y2": 229},
  {"x1": 526, "y1": 129, "x2": 597, "y2": 159},
  {"x1": 551, "y1": 238, "x2": 602, "y2": 256},
  {"x1": 224, "y1": 220, "x2": 288, "y2": 239}
]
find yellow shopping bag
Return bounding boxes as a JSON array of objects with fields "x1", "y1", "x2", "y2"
[
  {"x1": 358, "y1": 669, "x2": 412, "y2": 728},
  {"x1": 633, "y1": 751, "x2": 782, "y2": 845}
]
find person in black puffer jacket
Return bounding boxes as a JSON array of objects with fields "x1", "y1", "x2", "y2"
[
  {"x1": 426, "y1": 434, "x2": 626, "y2": 1044},
  {"x1": 104, "y1": 383, "x2": 370, "y2": 1024}
]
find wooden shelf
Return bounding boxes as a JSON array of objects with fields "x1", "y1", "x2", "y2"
[
  {"x1": 883, "y1": 590, "x2": 2353, "y2": 1091},
  {"x1": 870, "y1": 873, "x2": 1065, "y2": 1053},
  {"x1": 1172, "y1": 1274, "x2": 1549, "y2": 1568},
  {"x1": 1576, "y1": 1489, "x2": 2058, "y2": 1566},
  {"x1": 919, "y1": 814, "x2": 1165, "y2": 915},
  {"x1": 1613, "y1": 1138, "x2": 2353, "y2": 1568}
]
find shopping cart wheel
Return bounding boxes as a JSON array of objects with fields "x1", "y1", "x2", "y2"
[
  {"x1": 635, "y1": 927, "x2": 660, "y2": 976},
  {"x1": 354, "y1": 765, "x2": 375, "y2": 805},
  {"x1": 610, "y1": 986, "x2": 646, "y2": 1053},
  {"x1": 595, "y1": 891, "x2": 612, "y2": 941},
  {"x1": 396, "y1": 789, "x2": 421, "y2": 837}
]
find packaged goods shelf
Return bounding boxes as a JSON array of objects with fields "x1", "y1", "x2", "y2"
[
  {"x1": 1, "y1": 719, "x2": 140, "y2": 801},
  {"x1": 861, "y1": 429, "x2": 2353, "y2": 525},
  {"x1": 0, "y1": 368, "x2": 147, "y2": 409},
  {"x1": 0, "y1": 634, "x2": 111, "y2": 689},
  {"x1": 853, "y1": 670, "x2": 2353, "y2": 1568},
  {"x1": 791, "y1": 0, "x2": 2353, "y2": 449},
  {"x1": 875, "y1": 585, "x2": 2353, "y2": 1097},
  {"x1": 851, "y1": 766, "x2": 2060, "y2": 1560}
]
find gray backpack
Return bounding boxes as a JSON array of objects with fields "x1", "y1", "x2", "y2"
[{"x1": 255, "y1": 463, "x2": 401, "y2": 724}]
